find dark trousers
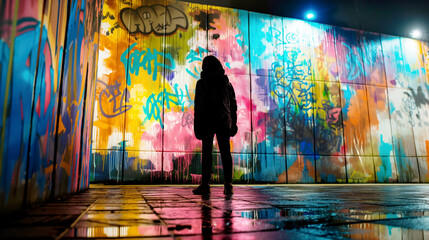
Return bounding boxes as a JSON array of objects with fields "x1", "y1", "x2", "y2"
[{"x1": 201, "y1": 130, "x2": 232, "y2": 185}]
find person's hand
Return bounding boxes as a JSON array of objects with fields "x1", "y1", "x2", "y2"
[{"x1": 230, "y1": 125, "x2": 238, "y2": 137}]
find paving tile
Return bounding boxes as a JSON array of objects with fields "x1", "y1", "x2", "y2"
[
  {"x1": 150, "y1": 202, "x2": 203, "y2": 208},
  {"x1": 81, "y1": 211, "x2": 160, "y2": 221},
  {"x1": 164, "y1": 217, "x2": 278, "y2": 235},
  {"x1": 63, "y1": 225, "x2": 171, "y2": 238},
  {"x1": 155, "y1": 207, "x2": 228, "y2": 219},
  {"x1": 90, "y1": 203, "x2": 152, "y2": 211},
  {"x1": 74, "y1": 219, "x2": 163, "y2": 227}
]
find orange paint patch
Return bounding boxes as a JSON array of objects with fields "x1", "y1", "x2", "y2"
[
  {"x1": 276, "y1": 171, "x2": 286, "y2": 183},
  {"x1": 343, "y1": 87, "x2": 371, "y2": 155}
]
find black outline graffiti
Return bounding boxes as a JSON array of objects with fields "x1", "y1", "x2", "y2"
[
  {"x1": 98, "y1": 80, "x2": 132, "y2": 118},
  {"x1": 193, "y1": 11, "x2": 219, "y2": 30},
  {"x1": 102, "y1": 12, "x2": 115, "y2": 20},
  {"x1": 181, "y1": 111, "x2": 194, "y2": 128},
  {"x1": 120, "y1": 4, "x2": 188, "y2": 36}
]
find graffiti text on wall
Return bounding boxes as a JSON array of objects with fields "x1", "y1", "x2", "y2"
[
  {"x1": 142, "y1": 83, "x2": 193, "y2": 128},
  {"x1": 121, "y1": 42, "x2": 176, "y2": 84},
  {"x1": 120, "y1": 5, "x2": 188, "y2": 35},
  {"x1": 98, "y1": 80, "x2": 131, "y2": 118}
]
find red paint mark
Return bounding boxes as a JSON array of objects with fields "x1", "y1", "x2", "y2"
[
  {"x1": 327, "y1": 108, "x2": 341, "y2": 124},
  {"x1": 43, "y1": 43, "x2": 52, "y2": 115},
  {"x1": 79, "y1": 10, "x2": 84, "y2": 23},
  {"x1": 26, "y1": 54, "x2": 31, "y2": 67},
  {"x1": 35, "y1": 97, "x2": 40, "y2": 117},
  {"x1": 42, "y1": 122, "x2": 48, "y2": 156},
  {"x1": 340, "y1": 145, "x2": 346, "y2": 155}
]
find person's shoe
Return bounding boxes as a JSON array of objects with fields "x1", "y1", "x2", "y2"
[
  {"x1": 193, "y1": 184, "x2": 210, "y2": 195},
  {"x1": 224, "y1": 183, "x2": 233, "y2": 194}
]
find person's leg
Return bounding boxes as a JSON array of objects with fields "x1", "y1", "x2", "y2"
[
  {"x1": 216, "y1": 131, "x2": 233, "y2": 192},
  {"x1": 201, "y1": 133, "x2": 214, "y2": 185},
  {"x1": 193, "y1": 133, "x2": 215, "y2": 195}
]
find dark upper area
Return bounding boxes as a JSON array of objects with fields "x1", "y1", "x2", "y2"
[{"x1": 182, "y1": 0, "x2": 429, "y2": 41}]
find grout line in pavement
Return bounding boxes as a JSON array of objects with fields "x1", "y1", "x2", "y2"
[
  {"x1": 55, "y1": 198, "x2": 103, "y2": 240},
  {"x1": 139, "y1": 187, "x2": 178, "y2": 239}
]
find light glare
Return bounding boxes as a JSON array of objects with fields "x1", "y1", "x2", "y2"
[
  {"x1": 411, "y1": 29, "x2": 421, "y2": 38},
  {"x1": 306, "y1": 12, "x2": 315, "y2": 19}
]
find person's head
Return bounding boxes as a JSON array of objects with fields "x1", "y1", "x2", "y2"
[{"x1": 201, "y1": 55, "x2": 224, "y2": 75}]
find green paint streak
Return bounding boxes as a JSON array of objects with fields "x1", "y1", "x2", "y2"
[
  {"x1": 164, "y1": 25, "x2": 199, "y2": 66},
  {"x1": 1, "y1": 0, "x2": 20, "y2": 176},
  {"x1": 233, "y1": 168, "x2": 244, "y2": 180}
]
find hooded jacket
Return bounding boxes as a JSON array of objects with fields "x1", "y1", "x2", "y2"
[{"x1": 194, "y1": 72, "x2": 237, "y2": 140}]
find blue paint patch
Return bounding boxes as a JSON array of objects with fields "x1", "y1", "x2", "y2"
[{"x1": 378, "y1": 134, "x2": 393, "y2": 157}]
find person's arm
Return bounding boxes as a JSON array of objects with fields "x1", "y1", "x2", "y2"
[
  {"x1": 229, "y1": 82, "x2": 238, "y2": 136},
  {"x1": 194, "y1": 81, "x2": 203, "y2": 140}
]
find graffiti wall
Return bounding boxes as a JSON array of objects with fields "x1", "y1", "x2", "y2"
[
  {"x1": 92, "y1": 0, "x2": 429, "y2": 184},
  {"x1": 0, "y1": 0, "x2": 102, "y2": 211}
]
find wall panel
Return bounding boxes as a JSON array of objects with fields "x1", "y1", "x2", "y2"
[
  {"x1": 287, "y1": 155, "x2": 316, "y2": 183},
  {"x1": 366, "y1": 85, "x2": 394, "y2": 156},
  {"x1": 251, "y1": 74, "x2": 285, "y2": 155},
  {"x1": 55, "y1": 0, "x2": 89, "y2": 196},
  {"x1": 27, "y1": 0, "x2": 69, "y2": 204},
  {"x1": 346, "y1": 156, "x2": 375, "y2": 183},
  {"x1": 249, "y1": 12, "x2": 283, "y2": 77},
  {"x1": 207, "y1": 6, "x2": 249, "y2": 76},
  {"x1": 253, "y1": 154, "x2": 286, "y2": 183},
  {"x1": 309, "y1": 22, "x2": 337, "y2": 82},
  {"x1": 0, "y1": 0, "x2": 102, "y2": 211},
  {"x1": 381, "y1": 35, "x2": 406, "y2": 88},
  {"x1": 396, "y1": 156, "x2": 419, "y2": 183},
  {"x1": 341, "y1": 83, "x2": 372, "y2": 156},
  {"x1": 360, "y1": 32, "x2": 386, "y2": 87},
  {"x1": 388, "y1": 88, "x2": 417, "y2": 157},
  {"x1": 315, "y1": 155, "x2": 347, "y2": 183},
  {"x1": 335, "y1": 27, "x2": 365, "y2": 84},
  {"x1": 91, "y1": 150, "x2": 122, "y2": 182},
  {"x1": 163, "y1": 2, "x2": 207, "y2": 153},
  {"x1": 373, "y1": 156, "x2": 397, "y2": 183},
  {"x1": 0, "y1": 0, "x2": 44, "y2": 210},
  {"x1": 313, "y1": 81, "x2": 344, "y2": 155}
]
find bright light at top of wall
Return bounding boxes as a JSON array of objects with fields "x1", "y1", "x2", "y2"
[
  {"x1": 410, "y1": 29, "x2": 421, "y2": 39},
  {"x1": 305, "y1": 12, "x2": 315, "y2": 20}
]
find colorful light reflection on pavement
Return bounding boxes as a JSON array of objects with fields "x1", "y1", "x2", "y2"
[{"x1": 3, "y1": 184, "x2": 429, "y2": 239}]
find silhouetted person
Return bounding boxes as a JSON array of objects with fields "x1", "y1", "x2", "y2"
[{"x1": 193, "y1": 56, "x2": 238, "y2": 195}]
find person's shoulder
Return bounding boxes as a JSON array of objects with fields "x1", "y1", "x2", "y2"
[{"x1": 225, "y1": 77, "x2": 233, "y2": 88}]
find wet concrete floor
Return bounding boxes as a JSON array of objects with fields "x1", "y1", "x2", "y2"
[{"x1": 2, "y1": 184, "x2": 429, "y2": 239}]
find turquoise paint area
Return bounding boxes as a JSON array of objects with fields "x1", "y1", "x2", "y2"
[
  {"x1": 376, "y1": 156, "x2": 393, "y2": 183},
  {"x1": 378, "y1": 135, "x2": 393, "y2": 157}
]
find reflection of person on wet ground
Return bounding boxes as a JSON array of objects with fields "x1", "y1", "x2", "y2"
[
  {"x1": 200, "y1": 195, "x2": 233, "y2": 238},
  {"x1": 201, "y1": 195, "x2": 213, "y2": 238},
  {"x1": 193, "y1": 56, "x2": 238, "y2": 195}
]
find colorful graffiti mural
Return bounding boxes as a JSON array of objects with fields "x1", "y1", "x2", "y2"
[
  {"x1": 91, "y1": 0, "x2": 429, "y2": 184},
  {"x1": 1, "y1": 0, "x2": 429, "y2": 212},
  {"x1": 0, "y1": 0, "x2": 102, "y2": 211}
]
